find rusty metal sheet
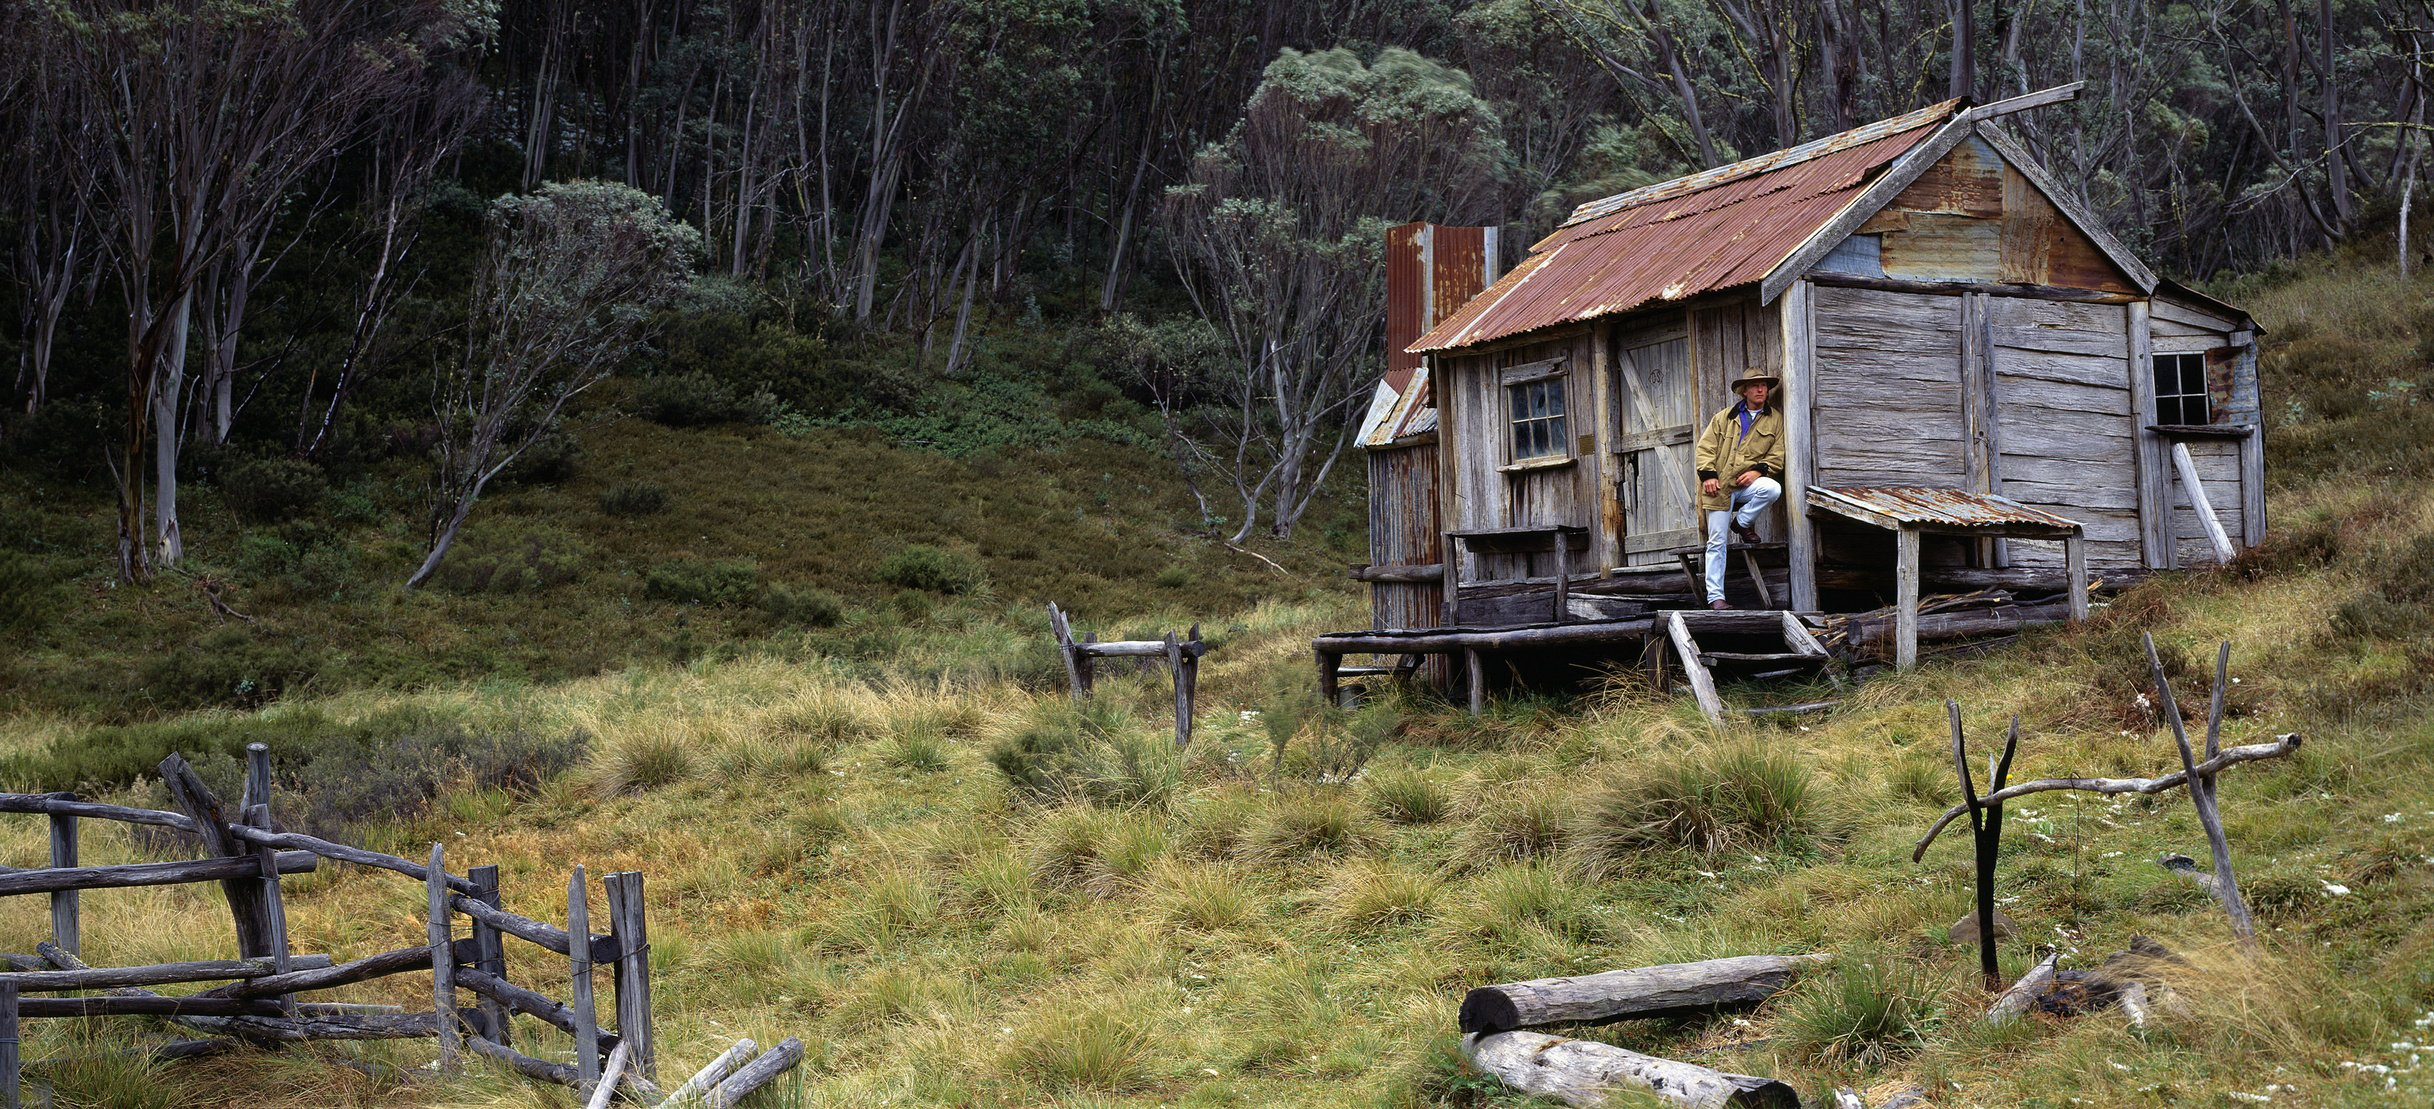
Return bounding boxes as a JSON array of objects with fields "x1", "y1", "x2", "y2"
[
  {"x1": 1812, "y1": 486, "x2": 2084, "y2": 531},
  {"x1": 1385, "y1": 223, "x2": 1429, "y2": 385},
  {"x1": 1412, "y1": 112, "x2": 1950, "y2": 354}
]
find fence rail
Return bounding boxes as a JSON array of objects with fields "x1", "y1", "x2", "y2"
[{"x1": 0, "y1": 743, "x2": 803, "y2": 1106}]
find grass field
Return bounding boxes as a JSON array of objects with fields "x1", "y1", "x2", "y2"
[{"x1": 0, "y1": 246, "x2": 2431, "y2": 1108}]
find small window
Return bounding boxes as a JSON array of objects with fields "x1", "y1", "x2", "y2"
[
  {"x1": 1507, "y1": 377, "x2": 1568, "y2": 460},
  {"x1": 2153, "y1": 353, "x2": 2209, "y2": 424}
]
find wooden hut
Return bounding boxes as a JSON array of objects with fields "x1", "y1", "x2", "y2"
[{"x1": 1325, "y1": 86, "x2": 2263, "y2": 704}]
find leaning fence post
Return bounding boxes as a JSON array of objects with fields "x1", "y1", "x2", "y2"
[
  {"x1": 604, "y1": 871, "x2": 656, "y2": 1082},
  {"x1": 568, "y1": 866, "x2": 601, "y2": 1090},
  {"x1": 47, "y1": 794, "x2": 77, "y2": 957},
  {"x1": 468, "y1": 864, "x2": 509, "y2": 1045},
  {"x1": 427, "y1": 843, "x2": 459, "y2": 1073},
  {"x1": 159, "y1": 753, "x2": 277, "y2": 959}
]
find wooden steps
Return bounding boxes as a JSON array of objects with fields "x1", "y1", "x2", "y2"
[{"x1": 1652, "y1": 610, "x2": 1838, "y2": 725}]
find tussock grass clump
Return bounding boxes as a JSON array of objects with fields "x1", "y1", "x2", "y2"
[
  {"x1": 1322, "y1": 858, "x2": 1441, "y2": 930},
  {"x1": 1775, "y1": 953, "x2": 1941, "y2": 1066},
  {"x1": 1027, "y1": 806, "x2": 1167, "y2": 897},
  {"x1": 1001, "y1": 1005, "x2": 1156, "y2": 1092},
  {"x1": 1149, "y1": 859, "x2": 1258, "y2": 932},
  {"x1": 1362, "y1": 766, "x2": 1453, "y2": 824},
  {"x1": 882, "y1": 720, "x2": 951, "y2": 772},
  {"x1": 1885, "y1": 755, "x2": 1954, "y2": 806},
  {"x1": 1460, "y1": 782, "x2": 1574, "y2": 867},
  {"x1": 1571, "y1": 741, "x2": 1814, "y2": 867},
  {"x1": 593, "y1": 729, "x2": 696, "y2": 795},
  {"x1": 1176, "y1": 787, "x2": 1264, "y2": 858},
  {"x1": 987, "y1": 699, "x2": 1177, "y2": 807},
  {"x1": 1243, "y1": 791, "x2": 1379, "y2": 863},
  {"x1": 1470, "y1": 863, "x2": 1601, "y2": 942}
]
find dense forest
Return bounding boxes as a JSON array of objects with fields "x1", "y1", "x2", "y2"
[{"x1": 1, "y1": 0, "x2": 2424, "y2": 583}]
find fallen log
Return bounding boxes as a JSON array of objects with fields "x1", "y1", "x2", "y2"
[
  {"x1": 707, "y1": 1037, "x2": 806, "y2": 1109},
  {"x1": 1985, "y1": 953, "x2": 2059, "y2": 1024},
  {"x1": 1458, "y1": 954, "x2": 1831, "y2": 1035},
  {"x1": 1463, "y1": 1032, "x2": 1798, "y2": 1109},
  {"x1": 652, "y1": 1038, "x2": 757, "y2": 1108}
]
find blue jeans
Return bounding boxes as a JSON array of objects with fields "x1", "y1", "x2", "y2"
[{"x1": 1704, "y1": 477, "x2": 1783, "y2": 603}]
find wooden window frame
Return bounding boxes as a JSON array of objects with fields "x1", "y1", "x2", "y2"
[
  {"x1": 1500, "y1": 359, "x2": 1572, "y2": 469},
  {"x1": 2151, "y1": 352, "x2": 2209, "y2": 426}
]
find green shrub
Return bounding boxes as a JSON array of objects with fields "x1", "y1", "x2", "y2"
[
  {"x1": 498, "y1": 429, "x2": 583, "y2": 485},
  {"x1": 759, "y1": 582, "x2": 844, "y2": 627},
  {"x1": 645, "y1": 556, "x2": 761, "y2": 606},
  {"x1": 0, "y1": 551, "x2": 57, "y2": 637},
  {"x1": 633, "y1": 371, "x2": 779, "y2": 427},
  {"x1": 219, "y1": 455, "x2": 330, "y2": 523},
  {"x1": 877, "y1": 544, "x2": 985, "y2": 594},
  {"x1": 433, "y1": 524, "x2": 590, "y2": 595},
  {"x1": 1776, "y1": 954, "x2": 1939, "y2": 1066},
  {"x1": 1463, "y1": 784, "x2": 1574, "y2": 866},
  {"x1": 233, "y1": 522, "x2": 356, "y2": 600},
  {"x1": 1572, "y1": 742, "x2": 1815, "y2": 865},
  {"x1": 597, "y1": 482, "x2": 672, "y2": 516},
  {"x1": 141, "y1": 626, "x2": 314, "y2": 709},
  {"x1": 1154, "y1": 566, "x2": 1191, "y2": 589},
  {"x1": 0, "y1": 705, "x2": 585, "y2": 839}
]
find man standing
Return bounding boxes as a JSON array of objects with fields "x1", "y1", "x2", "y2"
[{"x1": 1693, "y1": 372, "x2": 1785, "y2": 609}]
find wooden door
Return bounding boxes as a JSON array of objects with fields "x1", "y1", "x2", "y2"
[
  {"x1": 1989, "y1": 298, "x2": 2142, "y2": 568},
  {"x1": 1613, "y1": 330, "x2": 1699, "y2": 564}
]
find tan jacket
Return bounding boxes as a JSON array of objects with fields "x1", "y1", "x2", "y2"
[{"x1": 1693, "y1": 403, "x2": 1785, "y2": 511}]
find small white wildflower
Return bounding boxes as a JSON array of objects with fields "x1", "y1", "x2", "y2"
[
  {"x1": 2322, "y1": 881, "x2": 2351, "y2": 896},
  {"x1": 2385, "y1": 813, "x2": 2405, "y2": 823},
  {"x1": 2102, "y1": 850, "x2": 2124, "y2": 859},
  {"x1": 2225, "y1": 1092, "x2": 2270, "y2": 1103},
  {"x1": 2108, "y1": 1061, "x2": 2133, "y2": 1072},
  {"x1": 1696, "y1": 870, "x2": 1719, "y2": 879}
]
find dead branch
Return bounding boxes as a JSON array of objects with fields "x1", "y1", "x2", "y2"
[{"x1": 1911, "y1": 733, "x2": 2302, "y2": 861}]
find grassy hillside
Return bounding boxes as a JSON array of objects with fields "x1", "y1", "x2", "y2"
[
  {"x1": 0, "y1": 387, "x2": 1367, "y2": 720},
  {"x1": 2, "y1": 245, "x2": 2432, "y2": 1109}
]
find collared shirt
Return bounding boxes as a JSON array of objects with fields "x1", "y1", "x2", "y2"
[{"x1": 1736, "y1": 402, "x2": 1757, "y2": 439}]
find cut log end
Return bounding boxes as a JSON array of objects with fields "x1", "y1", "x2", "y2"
[{"x1": 1456, "y1": 989, "x2": 1522, "y2": 1036}]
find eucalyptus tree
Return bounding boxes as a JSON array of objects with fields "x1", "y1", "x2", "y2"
[
  {"x1": 34, "y1": 0, "x2": 495, "y2": 579},
  {"x1": 1162, "y1": 47, "x2": 1507, "y2": 542},
  {"x1": 408, "y1": 181, "x2": 701, "y2": 590}
]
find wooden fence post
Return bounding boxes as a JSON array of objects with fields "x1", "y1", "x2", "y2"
[
  {"x1": 0, "y1": 982, "x2": 18, "y2": 1109},
  {"x1": 427, "y1": 843, "x2": 459, "y2": 1073},
  {"x1": 469, "y1": 864, "x2": 509, "y2": 1045},
  {"x1": 47, "y1": 794, "x2": 77, "y2": 957},
  {"x1": 568, "y1": 867, "x2": 601, "y2": 1090},
  {"x1": 1176, "y1": 625, "x2": 1200, "y2": 747},
  {"x1": 159, "y1": 754, "x2": 278, "y2": 960},
  {"x1": 1048, "y1": 604, "x2": 1084, "y2": 703},
  {"x1": 604, "y1": 871, "x2": 655, "y2": 1081}
]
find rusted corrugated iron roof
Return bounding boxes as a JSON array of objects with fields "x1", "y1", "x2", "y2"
[
  {"x1": 1812, "y1": 486, "x2": 2083, "y2": 531},
  {"x1": 1411, "y1": 101, "x2": 1964, "y2": 354}
]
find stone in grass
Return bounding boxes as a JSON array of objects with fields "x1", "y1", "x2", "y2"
[{"x1": 1948, "y1": 908, "x2": 2017, "y2": 947}]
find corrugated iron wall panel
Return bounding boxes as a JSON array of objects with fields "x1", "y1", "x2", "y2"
[{"x1": 1385, "y1": 223, "x2": 1429, "y2": 384}]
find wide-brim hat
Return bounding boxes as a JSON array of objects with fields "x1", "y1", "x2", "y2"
[{"x1": 1731, "y1": 372, "x2": 1781, "y2": 392}]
